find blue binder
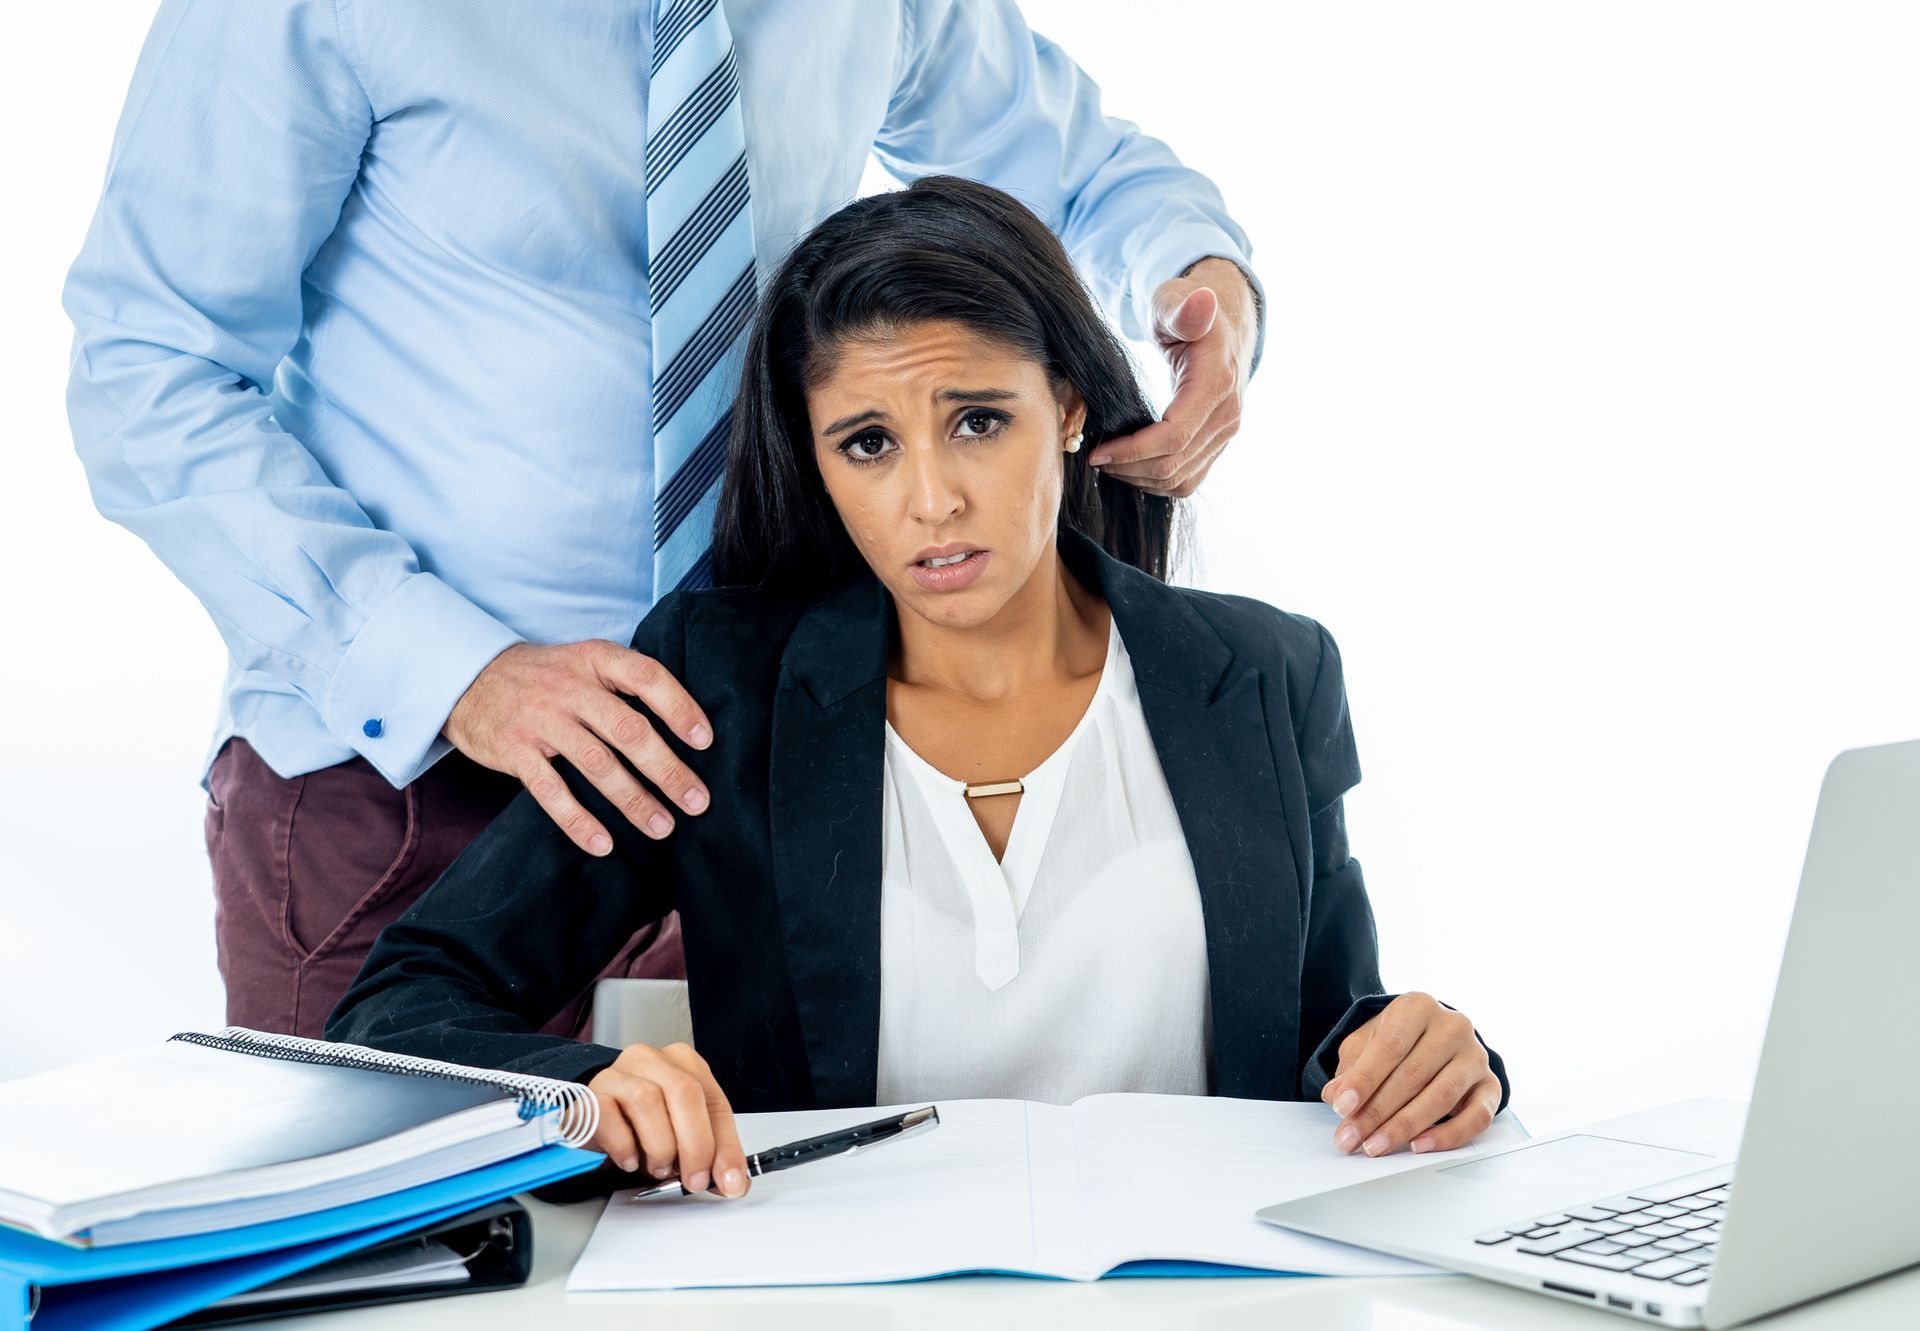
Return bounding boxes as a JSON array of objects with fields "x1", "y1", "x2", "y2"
[{"x1": 0, "y1": 1145, "x2": 602, "y2": 1331}]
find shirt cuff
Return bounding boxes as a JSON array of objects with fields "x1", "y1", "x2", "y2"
[
  {"x1": 321, "y1": 571, "x2": 525, "y2": 788},
  {"x1": 1123, "y1": 223, "x2": 1269, "y2": 380}
]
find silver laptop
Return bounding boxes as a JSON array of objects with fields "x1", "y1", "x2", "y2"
[{"x1": 1256, "y1": 737, "x2": 1920, "y2": 1327}]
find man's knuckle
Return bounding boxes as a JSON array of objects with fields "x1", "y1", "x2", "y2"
[
  {"x1": 611, "y1": 711, "x2": 654, "y2": 749},
  {"x1": 576, "y1": 743, "x2": 614, "y2": 776}
]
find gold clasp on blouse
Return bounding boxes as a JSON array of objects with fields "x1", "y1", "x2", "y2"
[{"x1": 963, "y1": 778, "x2": 1024, "y2": 800}]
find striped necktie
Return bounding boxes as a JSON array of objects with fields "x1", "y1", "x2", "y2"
[{"x1": 647, "y1": 0, "x2": 758, "y2": 595}]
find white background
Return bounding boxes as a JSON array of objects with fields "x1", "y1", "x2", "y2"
[{"x1": 2, "y1": 2, "x2": 1915, "y2": 1143}]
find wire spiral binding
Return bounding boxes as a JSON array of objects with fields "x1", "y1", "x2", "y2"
[{"x1": 168, "y1": 1027, "x2": 600, "y2": 1149}]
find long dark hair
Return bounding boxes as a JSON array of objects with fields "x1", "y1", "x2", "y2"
[{"x1": 710, "y1": 174, "x2": 1183, "y2": 596}]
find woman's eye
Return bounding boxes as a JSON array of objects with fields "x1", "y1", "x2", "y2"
[
  {"x1": 840, "y1": 432, "x2": 895, "y2": 463},
  {"x1": 957, "y1": 409, "x2": 1009, "y2": 438},
  {"x1": 836, "y1": 410, "x2": 1008, "y2": 464}
]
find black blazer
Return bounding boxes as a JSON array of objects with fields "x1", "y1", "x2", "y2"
[{"x1": 327, "y1": 526, "x2": 1511, "y2": 1119}]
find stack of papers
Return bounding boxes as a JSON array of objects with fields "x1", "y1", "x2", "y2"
[
  {"x1": 206, "y1": 1239, "x2": 472, "y2": 1308},
  {"x1": 0, "y1": 1039, "x2": 552, "y2": 1246},
  {"x1": 0, "y1": 1032, "x2": 602, "y2": 1331}
]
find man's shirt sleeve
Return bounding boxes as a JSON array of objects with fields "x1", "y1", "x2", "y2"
[
  {"x1": 62, "y1": 0, "x2": 523, "y2": 788},
  {"x1": 873, "y1": 0, "x2": 1268, "y2": 376}
]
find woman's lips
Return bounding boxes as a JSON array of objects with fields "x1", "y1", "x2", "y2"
[{"x1": 908, "y1": 549, "x2": 990, "y2": 593}]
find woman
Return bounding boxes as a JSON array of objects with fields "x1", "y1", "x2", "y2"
[{"x1": 327, "y1": 175, "x2": 1510, "y2": 1201}]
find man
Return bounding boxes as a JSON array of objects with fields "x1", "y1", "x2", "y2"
[{"x1": 63, "y1": 0, "x2": 1267, "y2": 1041}]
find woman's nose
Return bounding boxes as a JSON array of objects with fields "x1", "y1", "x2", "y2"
[{"x1": 904, "y1": 440, "x2": 963, "y2": 524}]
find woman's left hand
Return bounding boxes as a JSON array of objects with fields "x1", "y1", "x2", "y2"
[{"x1": 1321, "y1": 992, "x2": 1502, "y2": 1157}]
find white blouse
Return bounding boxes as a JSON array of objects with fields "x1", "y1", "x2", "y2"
[{"x1": 874, "y1": 613, "x2": 1213, "y2": 1105}]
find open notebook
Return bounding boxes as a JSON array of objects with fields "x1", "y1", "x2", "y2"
[
  {"x1": 0, "y1": 1029, "x2": 598, "y2": 1247},
  {"x1": 566, "y1": 1093, "x2": 1529, "y2": 1289}
]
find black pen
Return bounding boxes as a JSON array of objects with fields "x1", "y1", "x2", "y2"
[{"x1": 626, "y1": 1105, "x2": 940, "y2": 1201}]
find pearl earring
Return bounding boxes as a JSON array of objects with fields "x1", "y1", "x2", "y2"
[{"x1": 1065, "y1": 432, "x2": 1083, "y2": 453}]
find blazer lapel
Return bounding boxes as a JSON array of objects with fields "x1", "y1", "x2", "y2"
[
  {"x1": 767, "y1": 570, "x2": 891, "y2": 1108},
  {"x1": 1062, "y1": 529, "x2": 1304, "y2": 1101}
]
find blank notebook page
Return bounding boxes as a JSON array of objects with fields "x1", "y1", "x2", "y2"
[
  {"x1": 564, "y1": 1095, "x2": 1530, "y2": 1290},
  {"x1": 1070, "y1": 1093, "x2": 1528, "y2": 1275},
  {"x1": 567, "y1": 1100, "x2": 1071, "y2": 1289}
]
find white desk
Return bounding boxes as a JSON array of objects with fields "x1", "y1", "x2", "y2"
[{"x1": 266, "y1": 1192, "x2": 1920, "y2": 1331}]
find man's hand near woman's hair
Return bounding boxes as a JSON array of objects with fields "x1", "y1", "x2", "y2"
[{"x1": 1090, "y1": 256, "x2": 1261, "y2": 499}]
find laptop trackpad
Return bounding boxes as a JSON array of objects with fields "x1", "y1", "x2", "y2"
[{"x1": 1439, "y1": 1134, "x2": 1714, "y2": 1190}]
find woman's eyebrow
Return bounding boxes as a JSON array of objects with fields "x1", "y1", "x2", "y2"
[{"x1": 821, "y1": 388, "x2": 1020, "y2": 438}]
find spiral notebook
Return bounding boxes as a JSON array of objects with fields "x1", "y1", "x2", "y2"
[{"x1": 0, "y1": 1029, "x2": 600, "y2": 1248}]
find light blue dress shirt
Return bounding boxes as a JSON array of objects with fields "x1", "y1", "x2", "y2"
[{"x1": 64, "y1": 0, "x2": 1267, "y2": 792}]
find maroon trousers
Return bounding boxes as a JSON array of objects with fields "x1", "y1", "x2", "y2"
[{"x1": 204, "y1": 737, "x2": 684, "y2": 1042}]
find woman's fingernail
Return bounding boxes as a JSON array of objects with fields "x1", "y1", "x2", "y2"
[
  {"x1": 650, "y1": 1163, "x2": 674, "y2": 1179},
  {"x1": 688, "y1": 1170, "x2": 711, "y2": 1194},
  {"x1": 623, "y1": 1155, "x2": 640, "y2": 1172},
  {"x1": 590, "y1": 834, "x2": 612, "y2": 855},
  {"x1": 1411, "y1": 1138, "x2": 1433, "y2": 1154},
  {"x1": 648, "y1": 813, "x2": 672, "y2": 837},
  {"x1": 685, "y1": 787, "x2": 709, "y2": 813},
  {"x1": 691, "y1": 725, "x2": 712, "y2": 747},
  {"x1": 1334, "y1": 1090, "x2": 1360, "y2": 1117},
  {"x1": 1335, "y1": 1125, "x2": 1359, "y2": 1151},
  {"x1": 1363, "y1": 1133, "x2": 1388, "y2": 1156},
  {"x1": 723, "y1": 1168, "x2": 746, "y2": 1197}
]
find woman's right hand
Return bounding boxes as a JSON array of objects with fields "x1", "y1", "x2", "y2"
[{"x1": 584, "y1": 1042, "x2": 749, "y2": 1197}]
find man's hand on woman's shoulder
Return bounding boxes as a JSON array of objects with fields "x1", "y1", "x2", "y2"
[{"x1": 445, "y1": 638, "x2": 714, "y2": 857}]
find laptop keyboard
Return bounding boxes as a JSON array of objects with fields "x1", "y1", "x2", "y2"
[{"x1": 1472, "y1": 1174, "x2": 1732, "y2": 1288}]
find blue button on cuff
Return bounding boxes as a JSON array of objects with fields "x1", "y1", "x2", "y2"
[{"x1": 362, "y1": 718, "x2": 384, "y2": 739}]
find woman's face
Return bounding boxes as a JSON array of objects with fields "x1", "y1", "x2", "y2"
[{"x1": 805, "y1": 319, "x2": 1086, "y2": 631}]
